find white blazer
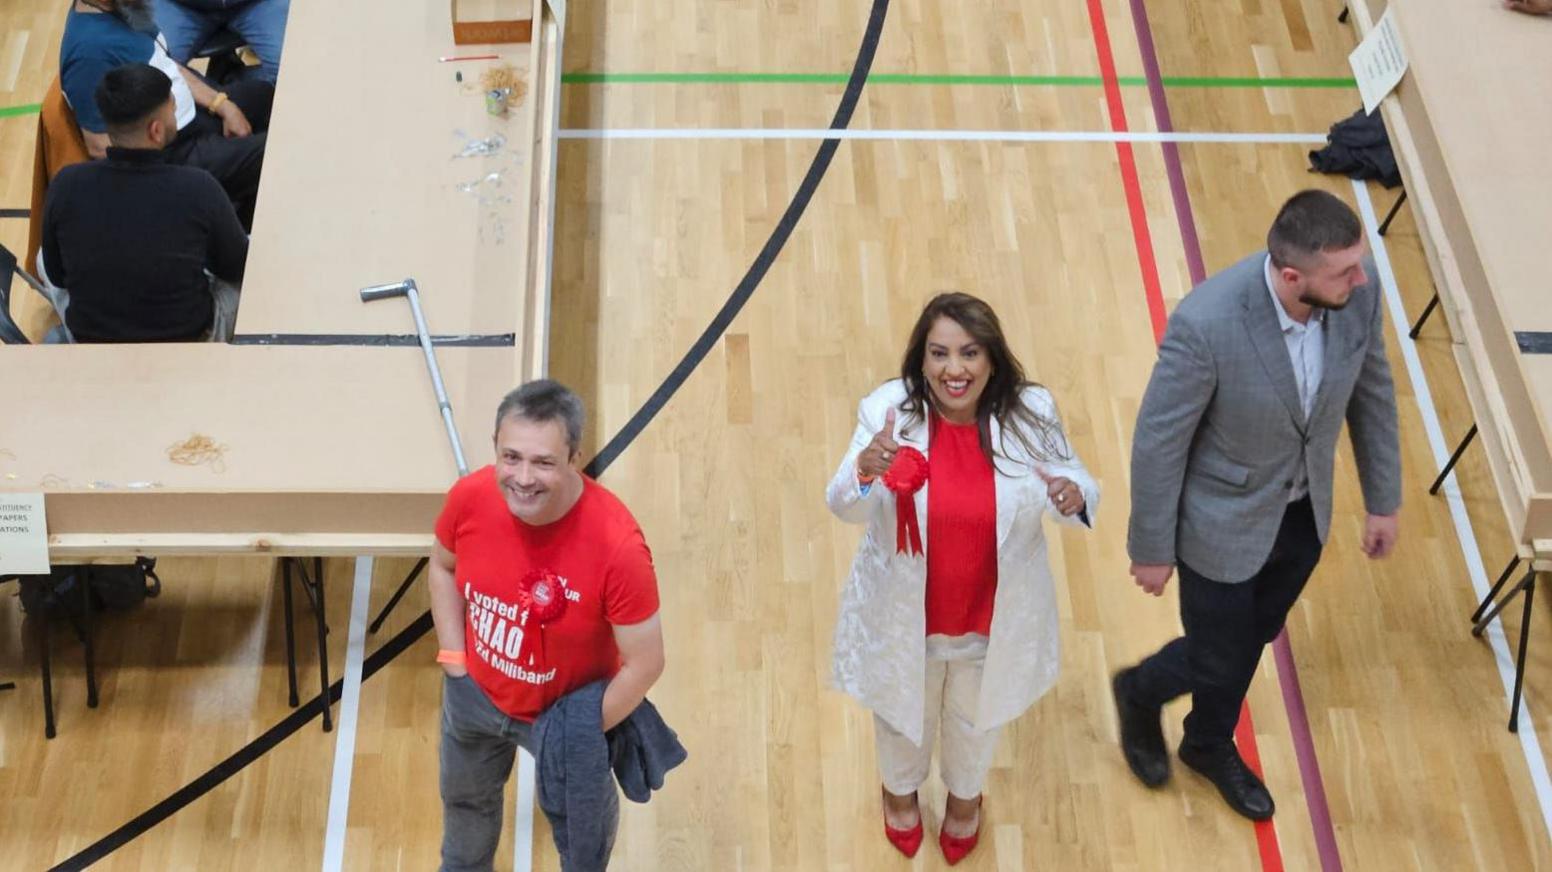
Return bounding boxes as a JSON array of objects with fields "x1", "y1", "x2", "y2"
[{"x1": 826, "y1": 379, "x2": 1099, "y2": 745}]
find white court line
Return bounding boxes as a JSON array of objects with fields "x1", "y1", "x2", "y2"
[
  {"x1": 514, "y1": 6, "x2": 567, "y2": 866},
  {"x1": 321, "y1": 557, "x2": 375, "y2": 872},
  {"x1": 515, "y1": 749, "x2": 537, "y2": 872},
  {"x1": 558, "y1": 127, "x2": 1327, "y2": 144},
  {"x1": 1353, "y1": 180, "x2": 1552, "y2": 841}
]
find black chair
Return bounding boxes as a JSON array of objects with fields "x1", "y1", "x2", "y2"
[
  {"x1": 0, "y1": 240, "x2": 71, "y2": 344},
  {"x1": 280, "y1": 557, "x2": 335, "y2": 732},
  {"x1": 1, "y1": 570, "x2": 102, "y2": 739},
  {"x1": 1, "y1": 242, "x2": 34, "y2": 345},
  {"x1": 194, "y1": 27, "x2": 249, "y2": 86},
  {"x1": 2, "y1": 557, "x2": 333, "y2": 738},
  {"x1": 1, "y1": 575, "x2": 25, "y2": 707}
]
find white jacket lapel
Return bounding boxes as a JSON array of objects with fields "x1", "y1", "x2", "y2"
[{"x1": 990, "y1": 415, "x2": 1022, "y2": 548}]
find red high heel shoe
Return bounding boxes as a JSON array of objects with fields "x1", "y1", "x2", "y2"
[
  {"x1": 881, "y1": 789, "x2": 924, "y2": 858},
  {"x1": 939, "y1": 796, "x2": 983, "y2": 865}
]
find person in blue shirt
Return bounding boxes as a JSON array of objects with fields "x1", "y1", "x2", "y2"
[
  {"x1": 60, "y1": 1, "x2": 271, "y2": 230},
  {"x1": 151, "y1": 0, "x2": 290, "y2": 86}
]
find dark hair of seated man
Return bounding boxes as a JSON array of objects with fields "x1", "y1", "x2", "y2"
[{"x1": 94, "y1": 61, "x2": 177, "y2": 148}]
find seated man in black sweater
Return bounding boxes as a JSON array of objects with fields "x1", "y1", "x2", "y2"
[{"x1": 41, "y1": 63, "x2": 248, "y2": 343}]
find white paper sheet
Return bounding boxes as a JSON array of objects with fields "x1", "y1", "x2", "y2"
[{"x1": 1350, "y1": 6, "x2": 1410, "y2": 115}]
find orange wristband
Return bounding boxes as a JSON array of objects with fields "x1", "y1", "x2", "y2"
[{"x1": 436, "y1": 649, "x2": 466, "y2": 666}]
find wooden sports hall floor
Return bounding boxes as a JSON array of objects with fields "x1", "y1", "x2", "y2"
[{"x1": 3, "y1": 1, "x2": 1550, "y2": 869}]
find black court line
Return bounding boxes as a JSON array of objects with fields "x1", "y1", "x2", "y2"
[
  {"x1": 0, "y1": 207, "x2": 27, "y2": 219},
  {"x1": 231, "y1": 333, "x2": 516, "y2": 347},
  {"x1": 1517, "y1": 331, "x2": 1552, "y2": 354},
  {"x1": 583, "y1": 0, "x2": 892, "y2": 477},
  {"x1": 49, "y1": 612, "x2": 434, "y2": 872},
  {"x1": 51, "y1": 1, "x2": 890, "y2": 867}
]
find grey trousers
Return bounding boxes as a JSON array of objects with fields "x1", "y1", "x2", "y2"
[
  {"x1": 35, "y1": 252, "x2": 241, "y2": 343},
  {"x1": 440, "y1": 673, "x2": 533, "y2": 872},
  {"x1": 440, "y1": 674, "x2": 621, "y2": 872},
  {"x1": 208, "y1": 277, "x2": 241, "y2": 341}
]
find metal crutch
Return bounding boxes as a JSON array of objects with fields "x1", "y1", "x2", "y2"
[
  {"x1": 359, "y1": 279, "x2": 472, "y2": 633},
  {"x1": 359, "y1": 278, "x2": 471, "y2": 477}
]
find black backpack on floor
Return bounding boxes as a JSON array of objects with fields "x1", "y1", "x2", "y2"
[{"x1": 8, "y1": 558, "x2": 162, "y2": 618}]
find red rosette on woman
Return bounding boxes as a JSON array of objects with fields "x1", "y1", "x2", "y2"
[
  {"x1": 881, "y1": 446, "x2": 929, "y2": 556},
  {"x1": 515, "y1": 568, "x2": 568, "y2": 668}
]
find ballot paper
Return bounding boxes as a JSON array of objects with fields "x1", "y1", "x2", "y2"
[{"x1": 1349, "y1": 6, "x2": 1409, "y2": 115}]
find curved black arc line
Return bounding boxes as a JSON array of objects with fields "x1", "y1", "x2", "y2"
[
  {"x1": 584, "y1": 0, "x2": 892, "y2": 479},
  {"x1": 50, "y1": 2, "x2": 890, "y2": 867},
  {"x1": 48, "y1": 612, "x2": 434, "y2": 872}
]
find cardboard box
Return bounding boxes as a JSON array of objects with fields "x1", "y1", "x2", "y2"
[{"x1": 451, "y1": 0, "x2": 533, "y2": 45}]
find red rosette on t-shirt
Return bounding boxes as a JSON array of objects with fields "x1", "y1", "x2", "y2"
[
  {"x1": 515, "y1": 568, "x2": 568, "y2": 668},
  {"x1": 882, "y1": 446, "x2": 928, "y2": 556}
]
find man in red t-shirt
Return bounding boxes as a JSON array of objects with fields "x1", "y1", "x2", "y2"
[{"x1": 431, "y1": 379, "x2": 664, "y2": 872}]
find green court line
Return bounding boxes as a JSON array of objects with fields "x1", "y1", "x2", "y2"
[
  {"x1": 1161, "y1": 75, "x2": 1353, "y2": 88},
  {"x1": 558, "y1": 71, "x2": 1356, "y2": 88},
  {"x1": 0, "y1": 73, "x2": 1354, "y2": 117}
]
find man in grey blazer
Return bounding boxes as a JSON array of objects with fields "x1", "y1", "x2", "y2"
[{"x1": 1112, "y1": 190, "x2": 1401, "y2": 821}]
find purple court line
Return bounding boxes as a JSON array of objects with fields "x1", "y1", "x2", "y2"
[
  {"x1": 1271, "y1": 629, "x2": 1342, "y2": 872},
  {"x1": 1125, "y1": 1, "x2": 1345, "y2": 870},
  {"x1": 1125, "y1": 0, "x2": 1205, "y2": 287}
]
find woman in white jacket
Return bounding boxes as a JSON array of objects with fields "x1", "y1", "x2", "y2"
[{"x1": 826, "y1": 293, "x2": 1099, "y2": 864}]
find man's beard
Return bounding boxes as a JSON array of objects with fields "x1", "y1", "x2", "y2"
[
  {"x1": 1298, "y1": 291, "x2": 1350, "y2": 312},
  {"x1": 114, "y1": 1, "x2": 158, "y2": 35}
]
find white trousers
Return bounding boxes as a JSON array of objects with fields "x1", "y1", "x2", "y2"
[{"x1": 874, "y1": 640, "x2": 1000, "y2": 799}]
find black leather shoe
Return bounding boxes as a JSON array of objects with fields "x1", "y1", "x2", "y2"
[
  {"x1": 1112, "y1": 669, "x2": 1170, "y2": 787},
  {"x1": 1178, "y1": 742, "x2": 1275, "y2": 821}
]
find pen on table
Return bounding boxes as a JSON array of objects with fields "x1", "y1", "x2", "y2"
[{"x1": 440, "y1": 54, "x2": 500, "y2": 62}]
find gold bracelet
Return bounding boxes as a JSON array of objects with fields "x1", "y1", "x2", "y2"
[{"x1": 208, "y1": 92, "x2": 229, "y2": 115}]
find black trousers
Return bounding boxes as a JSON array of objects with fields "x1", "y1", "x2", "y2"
[
  {"x1": 165, "y1": 79, "x2": 273, "y2": 231},
  {"x1": 1127, "y1": 497, "x2": 1323, "y2": 749}
]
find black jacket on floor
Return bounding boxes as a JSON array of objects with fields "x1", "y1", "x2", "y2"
[{"x1": 1308, "y1": 108, "x2": 1403, "y2": 188}]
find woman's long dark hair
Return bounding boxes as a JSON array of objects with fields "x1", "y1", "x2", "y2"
[{"x1": 897, "y1": 292, "x2": 1071, "y2": 469}]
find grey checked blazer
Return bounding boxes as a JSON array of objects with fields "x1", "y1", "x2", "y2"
[{"x1": 1126, "y1": 251, "x2": 1401, "y2": 583}]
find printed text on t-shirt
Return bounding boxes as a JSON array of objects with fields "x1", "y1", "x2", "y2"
[{"x1": 463, "y1": 580, "x2": 581, "y2": 684}]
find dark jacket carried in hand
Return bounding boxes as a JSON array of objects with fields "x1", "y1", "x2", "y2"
[
  {"x1": 533, "y1": 681, "x2": 687, "y2": 871},
  {"x1": 1308, "y1": 108, "x2": 1402, "y2": 188}
]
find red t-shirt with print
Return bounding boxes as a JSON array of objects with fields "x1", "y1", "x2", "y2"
[{"x1": 435, "y1": 466, "x2": 660, "y2": 722}]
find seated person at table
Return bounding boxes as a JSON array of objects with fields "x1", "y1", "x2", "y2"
[
  {"x1": 62, "y1": 0, "x2": 271, "y2": 230},
  {"x1": 41, "y1": 64, "x2": 248, "y2": 344},
  {"x1": 152, "y1": 0, "x2": 291, "y2": 85}
]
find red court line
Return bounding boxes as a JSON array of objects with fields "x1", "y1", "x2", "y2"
[
  {"x1": 1082, "y1": 0, "x2": 1168, "y2": 343},
  {"x1": 1236, "y1": 702, "x2": 1287, "y2": 872},
  {"x1": 1082, "y1": 0, "x2": 1284, "y2": 868}
]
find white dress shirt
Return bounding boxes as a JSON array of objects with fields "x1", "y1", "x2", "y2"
[{"x1": 1264, "y1": 255, "x2": 1325, "y2": 501}]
